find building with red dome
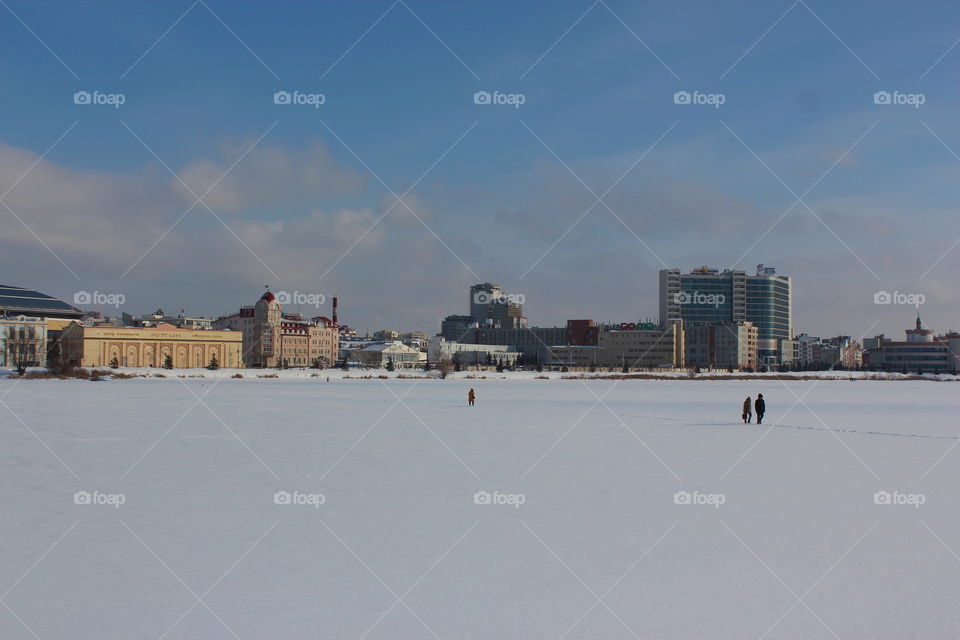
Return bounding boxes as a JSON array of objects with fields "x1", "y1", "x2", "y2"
[{"x1": 214, "y1": 291, "x2": 338, "y2": 368}]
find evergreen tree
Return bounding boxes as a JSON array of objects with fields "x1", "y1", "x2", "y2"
[
  {"x1": 386, "y1": 356, "x2": 395, "y2": 371},
  {"x1": 163, "y1": 354, "x2": 174, "y2": 369},
  {"x1": 496, "y1": 358, "x2": 504, "y2": 372},
  {"x1": 110, "y1": 356, "x2": 119, "y2": 369},
  {"x1": 208, "y1": 355, "x2": 219, "y2": 370}
]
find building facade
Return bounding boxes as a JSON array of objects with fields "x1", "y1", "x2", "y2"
[
  {"x1": 214, "y1": 291, "x2": 339, "y2": 368},
  {"x1": 864, "y1": 317, "x2": 957, "y2": 373},
  {"x1": 1, "y1": 316, "x2": 48, "y2": 368},
  {"x1": 60, "y1": 322, "x2": 242, "y2": 368},
  {"x1": 350, "y1": 342, "x2": 422, "y2": 368},
  {"x1": 551, "y1": 321, "x2": 684, "y2": 369},
  {"x1": 685, "y1": 321, "x2": 758, "y2": 370},
  {"x1": 469, "y1": 283, "x2": 526, "y2": 329},
  {"x1": 660, "y1": 265, "x2": 792, "y2": 365},
  {"x1": 428, "y1": 337, "x2": 520, "y2": 366},
  {"x1": 474, "y1": 326, "x2": 567, "y2": 361}
]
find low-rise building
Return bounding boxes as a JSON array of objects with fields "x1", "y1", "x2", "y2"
[
  {"x1": 864, "y1": 316, "x2": 957, "y2": 373},
  {"x1": 428, "y1": 337, "x2": 520, "y2": 366},
  {"x1": 350, "y1": 341, "x2": 422, "y2": 369},
  {"x1": 126, "y1": 309, "x2": 215, "y2": 330},
  {"x1": 551, "y1": 321, "x2": 684, "y2": 369},
  {"x1": 60, "y1": 322, "x2": 242, "y2": 368}
]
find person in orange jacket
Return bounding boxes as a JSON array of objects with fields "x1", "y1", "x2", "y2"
[{"x1": 468, "y1": 388, "x2": 475, "y2": 406}]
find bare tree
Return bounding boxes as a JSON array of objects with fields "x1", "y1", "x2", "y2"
[
  {"x1": 437, "y1": 358, "x2": 453, "y2": 379},
  {"x1": 8, "y1": 336, "x2": 38, "y2": 376}
]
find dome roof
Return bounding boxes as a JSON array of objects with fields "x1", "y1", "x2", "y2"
[{"x1": 261, "y1": 291, "x2": 275, "y2": 302}]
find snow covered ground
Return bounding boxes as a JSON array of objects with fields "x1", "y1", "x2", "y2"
[{"x1": 1, "y1": 375, "x2": 958, "y2": 639}]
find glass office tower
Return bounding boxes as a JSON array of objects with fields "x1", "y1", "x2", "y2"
[{"x1": 659, "y1": 266, "x2": 792, "y2": 365}]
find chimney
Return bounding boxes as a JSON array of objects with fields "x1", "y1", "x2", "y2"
[{"x1": 332, "y1": 297, "x2": 339, "y2": 326}]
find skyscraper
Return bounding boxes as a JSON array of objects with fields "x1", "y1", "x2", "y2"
[{"x1": 659, "y1": 265, "x2": 792, "y2": 365}]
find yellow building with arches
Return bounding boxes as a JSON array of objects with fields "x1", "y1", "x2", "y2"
[{"x1": 60, "y1": 322, "x2": 242, "y2": 369}]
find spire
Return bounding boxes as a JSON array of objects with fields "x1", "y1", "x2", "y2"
[{"x1": 916, "y1": 314, "x2": 922, "y2": 331}]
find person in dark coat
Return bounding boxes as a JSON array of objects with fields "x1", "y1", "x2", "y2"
[
  {"x1": 468, "y1": 388, "x2": 475, "y2": 406},
  {"x1": 742, "y1": 397, "x2": 752, "y2": 423},
  {"x1": 754, "y1": 394, "x2": 765, "y2": 424}
]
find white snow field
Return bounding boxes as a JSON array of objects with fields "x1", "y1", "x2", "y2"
[{"x1": 1, "y1": 376, "x2": 958, "y2": 639}]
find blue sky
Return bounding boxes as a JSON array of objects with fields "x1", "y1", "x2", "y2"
[{"x1": 1, "y1": 0, "x2": 958, "y2": 336}]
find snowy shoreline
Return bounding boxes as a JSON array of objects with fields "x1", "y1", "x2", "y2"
[{"x1": 5, "y1": 367, "x2": 958, "y2": 382}]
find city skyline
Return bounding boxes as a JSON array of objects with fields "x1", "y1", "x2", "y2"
[{"x1": 1, "y1": 1, "x2": 958, "y2": 337}]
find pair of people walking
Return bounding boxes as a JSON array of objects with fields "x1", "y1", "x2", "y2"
[{"x1": 742, "y1": 394, "x2": 765, "y2": 424}]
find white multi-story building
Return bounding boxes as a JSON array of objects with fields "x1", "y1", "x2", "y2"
[
  {"x1": 350, "y1": 342, "x2": 422, "y2": 369},
  {"x1": 428, "y1": 337, "x2": 520, "y2": 366},
  {"x1": 1, "y1": 315, "x2": 48, "y2": 368}
]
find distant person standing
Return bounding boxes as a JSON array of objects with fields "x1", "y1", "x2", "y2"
[
  {"x1": 468, "y1": 388, "x2": 475, "y2": 406},
  {"x1": 742, "y1": 397, "x2": 752, "y2": 423},
  {"x1": 754, "y1": 394, "x2": 765, "y2": 424}
]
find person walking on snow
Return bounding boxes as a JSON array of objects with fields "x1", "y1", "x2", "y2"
[
  {"x1": 468, "y1": 388, "x2": 475, "y2": 406},
  {"x1": 754, "y1": 393, "x2": 765, "y2": 424},
  {"x1": 742, "y1": 397, "x2": 752, "y2": 423}
]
